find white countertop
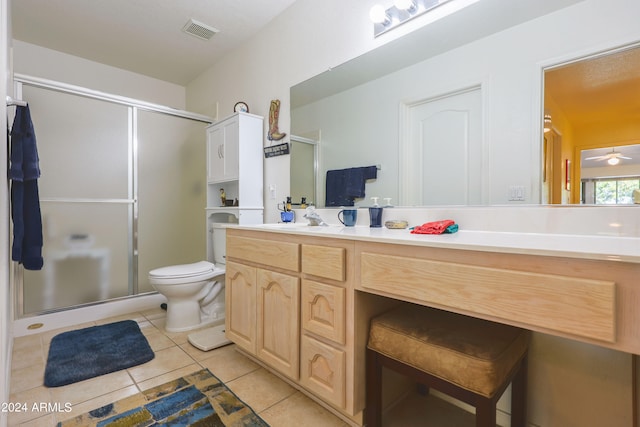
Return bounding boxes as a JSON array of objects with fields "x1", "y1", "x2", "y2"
[{"x1": 228, "y1": 206, "x2": 640, "y2": 264}]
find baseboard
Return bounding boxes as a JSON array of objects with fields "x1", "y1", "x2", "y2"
[{"x1": 12, "y1": 293, "x2": 167, "y2": 337}]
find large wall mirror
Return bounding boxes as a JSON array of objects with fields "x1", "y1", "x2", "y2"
[
  {"x1": 290, "y1": 0, "x2": 639, "y2": 208},
  {"x1": 544, "y1": 45, "x2": 640, "y2": 205}
]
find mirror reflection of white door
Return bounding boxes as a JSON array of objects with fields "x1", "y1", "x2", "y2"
[{"x1": 400, "y1": 86, "x2": 483, "y2": 206}]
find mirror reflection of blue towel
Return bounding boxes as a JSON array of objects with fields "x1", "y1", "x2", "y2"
[
  {"x1": 10, "y1": 105, "x2": 44, "y2": 270},
  {"x1": 346, "y1": 166, "x2": 377, "y2": 198},
  {"x1": 326, "y1": 166, "x2": 377, "y2": 207}
]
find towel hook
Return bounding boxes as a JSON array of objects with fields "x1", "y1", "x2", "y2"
[{"x1": 6, "y1": 95, "x2": 27, "y2": 107}]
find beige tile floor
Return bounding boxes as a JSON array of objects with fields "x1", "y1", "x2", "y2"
[{"x1": 9, "y1": 308, "x2": 473, "y2": 427}]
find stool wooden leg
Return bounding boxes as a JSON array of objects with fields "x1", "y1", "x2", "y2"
[
  {"x1": 510, "y1": 355, "x2": 528, "y2": 427},
  {"x1": 366, "y1": 348, "x2": 383, "y2": 427},
  {"x1": 416, "y1": 383, "x2": 429, "y2": 396},
  {"x1": 475, "y1": 399, "x2": 496, "y2": 427}
]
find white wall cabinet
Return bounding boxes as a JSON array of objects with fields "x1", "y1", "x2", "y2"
[
  {"x1": 206, "y1": 112, "x2": 263, "y2": 207},
  {"x1": 205, "y1": 112, "x2": 264, "y2": 260},
  {"x1": 207, "y1": 117, "x2": 239, "y2": 183}
]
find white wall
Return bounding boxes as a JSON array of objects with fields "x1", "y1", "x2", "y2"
[{"x1": 13, "y1": 41, "x2": 186, "y2": 108}]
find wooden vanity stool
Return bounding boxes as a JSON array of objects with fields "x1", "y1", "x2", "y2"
[{"x1": 366, "y1": 304, "x2": 530, "y2": 427}]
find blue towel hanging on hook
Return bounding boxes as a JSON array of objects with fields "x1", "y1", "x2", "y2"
[{"x1": 9, "y1": 105, "x2": 44, "y2": 270}]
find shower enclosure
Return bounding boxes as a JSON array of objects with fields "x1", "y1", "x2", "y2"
[{"x1": 13, "y1": 76, "x2": 212, "y2": 316}]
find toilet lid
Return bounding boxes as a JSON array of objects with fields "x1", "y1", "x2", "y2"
[{"x1": 149, "y1": 261, "x2": 216, "y2": 280}]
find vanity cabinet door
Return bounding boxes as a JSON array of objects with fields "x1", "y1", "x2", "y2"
[
  {"x1": 257, "y1": 269, "x2": 300, "y2": 380},
  {"x1": 300, "y1": 334, "x2": 346, "y2": 409},
  {"x1": 301, "y1": 279, "x2": 346, "y2": 345},
  {"x1": 225, "y1": 261, "x2": 257, "y2": 354}
]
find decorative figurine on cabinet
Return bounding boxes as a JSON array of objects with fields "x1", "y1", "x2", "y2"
[{"x1": 220, "y1": 188, "x2": 226, "y2": 206}]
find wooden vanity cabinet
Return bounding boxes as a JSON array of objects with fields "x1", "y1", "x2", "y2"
[
  {"x1": 300, "y1": 244, "x2": 349, "y2": 409},
  {"x1": 225, "y1": 233, "x2": 301, "y2": 380},
  {"x1": 225, "y1": 229, "x2": 367, "y2": 425},
  {"x1": 226, "y1": 226, "x2": 638, "y2": 426}
]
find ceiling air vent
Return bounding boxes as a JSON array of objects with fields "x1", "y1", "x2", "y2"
[{"x1": 182, "y1": 18, "x2": 219, "y2": 41}]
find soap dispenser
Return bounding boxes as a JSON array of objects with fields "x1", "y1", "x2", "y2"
[{"x1": 369, "y1": 197, "x2": 383, "y2": 228}]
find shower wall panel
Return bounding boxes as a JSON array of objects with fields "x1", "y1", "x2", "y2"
[{"x1": 136, "y1": 111, "x2": 206, "y2": 294}]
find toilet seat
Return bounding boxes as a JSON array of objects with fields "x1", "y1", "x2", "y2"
[{"x1": 149, "y1": 261, "x2": 225, "y2": 285}]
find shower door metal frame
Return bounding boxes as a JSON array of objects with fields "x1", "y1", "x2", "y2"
[{"x1": 12, "y1": 74, "x2": 213, "y2": 317}]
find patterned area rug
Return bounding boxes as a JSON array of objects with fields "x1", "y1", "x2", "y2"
[{"x1": 58, "y1": 369, "x2": 269, "y2": 426}]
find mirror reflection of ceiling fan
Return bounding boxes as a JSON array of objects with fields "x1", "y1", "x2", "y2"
[{"x1": 584, "y1": 148, "x2": 632, "y2": 165}]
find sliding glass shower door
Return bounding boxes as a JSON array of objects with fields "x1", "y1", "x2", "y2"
[
  {"x1": 16, "y1": 83, "x2": 208, "y2": 315},
  {"x1": 20, "y1": 86, "x2": 132, "y2": 314}
]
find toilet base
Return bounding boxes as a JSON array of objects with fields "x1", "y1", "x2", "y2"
[
  {"x1": 188, "y1": 323, "x2": 232, "y2": 351},
  {"x1": 164, "y1": 299, "x2": 224, "y2": 333},
  {"x1": 166, "y1": 317, "x2": 220, "y2": 333}
]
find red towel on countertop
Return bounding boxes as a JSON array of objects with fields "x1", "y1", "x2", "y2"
[{"x1": 410, "y1": 220, "x2": 456, "y2": 235}]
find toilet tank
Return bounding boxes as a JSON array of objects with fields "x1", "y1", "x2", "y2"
[{"x1": 211, "y1": 223, "x2": 227, "y2": 265}]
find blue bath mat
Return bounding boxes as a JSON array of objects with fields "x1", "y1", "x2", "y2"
[{"x1": 44, "y1": 320, "x2": 154, "y2": 387}]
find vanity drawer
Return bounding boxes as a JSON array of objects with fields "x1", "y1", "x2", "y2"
[
  {"x1": 359, "y1": 252, "x2": 616, "y2": 343},
  {"x1": 227, "y1": 235, "x2": 299, "y2": 272},
  {"x1": 301, "y1": 280, "x2": 346, "y2": 345},
  {"x1": 302, "y1": 244, "x2": 346, "y2": 281},
  {"x1": 300, "y1": 334, "x2": 346, "y2": 410}
]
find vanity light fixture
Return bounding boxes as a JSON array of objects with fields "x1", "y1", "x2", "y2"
[
  {"x1": 395, "y1": 0, "x2": 417, "y2": 12},
  {"x1": 607, "y1": 157, "x2": 620, "y2": 166},
  {"x1": 369, "y1": 4, "x2": 391, "y2": 25},
  {"x1": 543, "y1": 114, "x2": 552, "y2": 132},
  {"x1": 370, "y1": 0, "x2": 452, "y2": 37}
]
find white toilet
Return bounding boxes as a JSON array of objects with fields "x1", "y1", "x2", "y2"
[
  {"x1": 148, "y1": 260, "x2": 225, "y2": 333},
  {"x1": 148, "y1": 223, "x2": 231, "y2": 351}
]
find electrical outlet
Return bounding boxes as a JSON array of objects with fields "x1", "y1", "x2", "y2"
[
  {"x1": 508, "y1": 185, "x2": 525, "y2": 201},
  {"x1": 269, "y1": 184, "x2": 277, "y2": 200}
]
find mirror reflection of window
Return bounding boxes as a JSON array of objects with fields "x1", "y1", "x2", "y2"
[
  {"x1": 581, "y1": 177, "x2": 640, "y2": 205},
  {"x1": 579, "y1": 144, "x2": 640, "y2": 204}
]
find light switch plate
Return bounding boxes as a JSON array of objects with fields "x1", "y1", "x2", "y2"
[{"x1": 508, "y1": 185, "x2": 525, "y2": 201}]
